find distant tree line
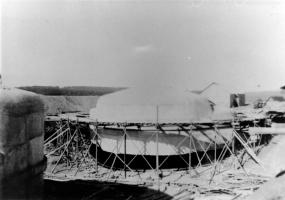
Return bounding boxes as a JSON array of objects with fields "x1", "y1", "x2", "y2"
[{"x1": 17, "y1": 86, "x2": 125, "y2": 96}]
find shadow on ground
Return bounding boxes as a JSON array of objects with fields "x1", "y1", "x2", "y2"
[{"x1": 44, "y1": 179, "x2": 172, "y2": 200}]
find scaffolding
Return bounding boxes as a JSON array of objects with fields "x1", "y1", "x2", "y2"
[{"x1": 43, "y1": 115, "x2": 268, "y2": 190}]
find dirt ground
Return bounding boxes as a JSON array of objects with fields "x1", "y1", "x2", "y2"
[{"x1": 44, "y1": 151, "x2": 270, "y2": 200}]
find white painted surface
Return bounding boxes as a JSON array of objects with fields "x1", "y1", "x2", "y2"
[{"x1": 91, "y1": 87, "x2": 213, "y2": 123}]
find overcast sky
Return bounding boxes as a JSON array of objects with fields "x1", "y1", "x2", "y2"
[{"x1": 2, "y1": 0, "x2": 285, "y2": 92}]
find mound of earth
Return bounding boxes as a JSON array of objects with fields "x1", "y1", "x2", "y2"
[
  {"x1": 245, "y1": 174, "x2": 285, "y2": 200},
  {"x1": 40, "y1": 95, "x2": 99, "y2": 114}
]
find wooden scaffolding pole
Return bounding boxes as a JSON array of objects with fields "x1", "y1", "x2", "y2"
[
  {"x1": 156, "y1": 105, "x2": 160, "y2": 190},
  {"x1": 123, "y1": 126, "x2": 127, "y2": 178},
  {"x1": 188, "y1": 125, "x2": 193, "y2": 174},
  {"x1": 94, "y1": 124, "x2": 99, "y2": 172}
]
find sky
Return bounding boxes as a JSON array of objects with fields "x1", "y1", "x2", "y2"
[{"x1": 2, "y1": 0, "x2": 285, "y2": 92}]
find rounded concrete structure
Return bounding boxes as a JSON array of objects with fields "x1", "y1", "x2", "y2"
[
  {"x1": 89, "y1": 87, "x2": 233, "y2": 169},
  {"x1": 0, "y1": 88, "x2": 46, "y2": 199},
  {"x1": 90, "y1": 87, "x2": 213, "y2": 123}
]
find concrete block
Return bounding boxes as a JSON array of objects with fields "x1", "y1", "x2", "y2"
[
  {"x1": 28, "y1": 135, "x2": 44, "y2": 166},
  {"x1": 0, "y1": 152, "x2": 4, "y2": 165},
  {"x1": 0, "y1": 114, "x2": 27, "y2": 151},
  {"x1": 0, "y1": 88, "x2": 45, "y2": 199},
  {"x1": 1, "y1": 164, "x2": 45, "y2": 200},
  {"x1": 0, "y1": 160, "x2": 3, "y2": 180},
  {"x1": 4, "y1": 143, "x2": 29, "y2": 176},
  {"x1": 0, "y1": 164, "x2": 3, "y2": 198},
  {"x1": 26, "y1": 112, "x2": 44, "y2": 139},
  {"x1": 0, "y1": 88, "x2": 44, "y2": 116}
]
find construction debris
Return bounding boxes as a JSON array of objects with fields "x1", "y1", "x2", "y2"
[{"x1": 43, "y1": 113, "x2": 274, "y2": 200}]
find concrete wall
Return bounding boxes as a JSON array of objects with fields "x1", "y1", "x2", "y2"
[{"x1": 0, "y1": 88, "x2": 46, "y2": 199}]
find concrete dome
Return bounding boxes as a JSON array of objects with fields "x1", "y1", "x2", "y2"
[{"x1": 90, "y1": 86, "x2": 214, "y2": 123}]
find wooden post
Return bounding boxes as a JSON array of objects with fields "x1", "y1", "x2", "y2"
[
  {"x1": 123, "y1": 127, "x2": 127, "y2": 178},
  {"x1": 156, "y1": 130, "x2": 159, "y2": 190},
  {"x1": 95, "y1": 125, "x2": 98, "y2": 172},
  {"x1": 67, "y1": 120, "x2": 70, "y2": 167},
  {"x1": 232, "y1": 122, "x2": 238, "y2": 168},
  {"x1": 188, "y1": 125, "x2": 192, "y2": 174},
  {"x1": 214, "y1": 133, "x2": 217, "y2": 164},
  {"x1": 52, "y1": 129, "x2": 77, "y2": 173},
  {"x1": 156, "y1": 105, "x2": 160, "y2": 190},
  {"x1": 253, "y1": 121, "x2": 257, "y2": 150},
  {"x1": 76, "y1": 126, "x2": 79, "y2": 168}
]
